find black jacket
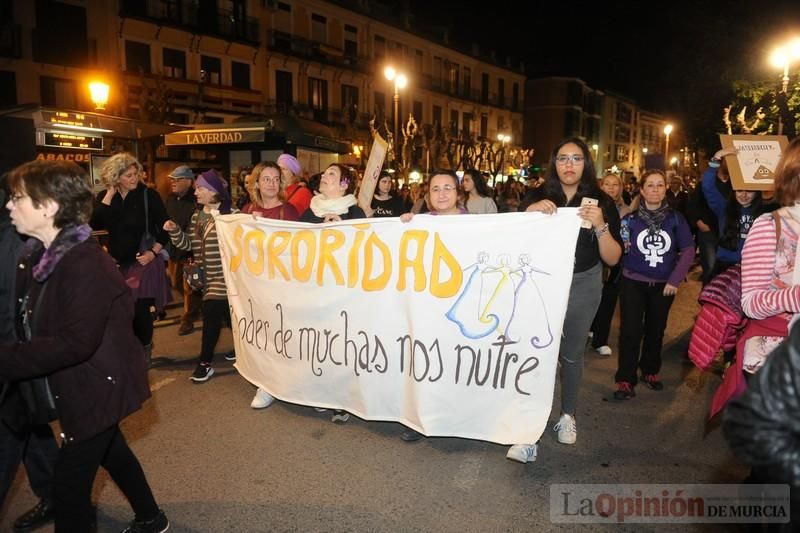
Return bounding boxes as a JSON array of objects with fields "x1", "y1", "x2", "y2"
[
  {"x1": 0, "y1": 217, "x2": 23, "y2": 428},
  {"x1": 91, "y1": 183, "x2": 169, "y2": 266},
  {"x1": 165, "y1": 188, "x2": 197, "y2": 260},
  {"x1": 0, "y1": 238, "x2": 150, "y2": 443},
  {"x1": 723, "y1": 320, "x2": 800, "y2": 491}
]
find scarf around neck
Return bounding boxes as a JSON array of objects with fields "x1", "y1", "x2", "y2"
[
  {"x1": 310, "y1": 194, "x2": 357, "y2": 217},
  {"x1": 29, "y1": 224, "x2": 93, "y2": 282},
  {"x1": 638, "y1": 202, "x2": 670, "y2": 235}
]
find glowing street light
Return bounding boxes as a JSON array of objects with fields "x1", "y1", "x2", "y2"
[
  {"x1": 663, "y1": 124, "x2": 673, "y2": 166},
  {"x1": 384, "y1": 66, "x2": 408, "y2": 168},
  {"x1": 769, "y1": 38, "x2": 800, "y2": 134},
  {"x1": 88, "y1": 81, "x2": 110, "y2": 111}
]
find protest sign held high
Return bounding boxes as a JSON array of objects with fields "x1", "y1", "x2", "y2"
[{"x1": 216, "y1": 211, "x2": 581, "y2": 444}]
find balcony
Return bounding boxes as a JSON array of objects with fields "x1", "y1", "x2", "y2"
[
  {"x1": 267, "y1": 30, "x2": 371, "y2": 75},
  {"x1": 119, "y1": 0, "x2": 259, "y2": 45},
  {"x1": 0, "y1": 24, "x2": 21, "y2": 59}
]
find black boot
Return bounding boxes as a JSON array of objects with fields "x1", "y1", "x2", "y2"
[{"x1": 13, "y1": 499, "x2": 54, "y2": 532}]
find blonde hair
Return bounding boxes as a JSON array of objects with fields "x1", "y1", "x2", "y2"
[
  {"x1": 250, "y1": 161, "x2": 285, "y2": 205},
  {"x1": 100, "y1": 153, "x2": 142, "y2": 186}
]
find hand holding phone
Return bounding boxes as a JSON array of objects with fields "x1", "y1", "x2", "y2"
[{"x1": 579, "y1": 197, "x2": 598, "y2": 228}]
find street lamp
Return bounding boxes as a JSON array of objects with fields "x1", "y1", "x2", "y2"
[
  {"x1": 88, "y1": 81, "x2": 109, "y2": 111},
  {"x1": 769, "y1": 38, "x2": 800, "y2": 134},
  {"x1": 663, "y1": 124, "x2": 673, "y2": 168},
  {"x1": 384, "y1": 66, "x2": 408, "y2": 166},
  {"x1": 497, "y1": 134, "x2": 511, "y2": 176}
]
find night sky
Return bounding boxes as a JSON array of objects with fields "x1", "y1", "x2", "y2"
[{"x1": 407, "y1": 0, "x2": 800, "y2": 147}]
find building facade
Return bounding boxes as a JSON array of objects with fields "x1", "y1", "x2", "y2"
[{"x1": 0, "y1": 0, "x2": 525, "y2": 179}]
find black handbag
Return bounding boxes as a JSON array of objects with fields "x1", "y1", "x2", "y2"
[{"x1": 182, "y1": 215, "x2": 209, "y2": 291}]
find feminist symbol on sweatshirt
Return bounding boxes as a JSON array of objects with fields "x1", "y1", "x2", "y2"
[{"x1": 636, "y1": 230, "x2": 672, "y2": 268}]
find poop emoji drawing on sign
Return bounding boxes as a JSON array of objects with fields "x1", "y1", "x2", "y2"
[{"x1": 752, "y1": 164, "x2": 774, "y2": 180}]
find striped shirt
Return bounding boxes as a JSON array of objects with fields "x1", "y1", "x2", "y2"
[
  {"x1": 169, "y1": 210, "x2": 227, "y2": 300},
  {"x1": 740, "y1": 212, "x2": 800, "y2": 320}
]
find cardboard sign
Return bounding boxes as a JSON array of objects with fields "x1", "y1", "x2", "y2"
[
  {"x1": 719, "y1": 135, "x2": 789, "y2": 191},
  {"x1": 357, "y1": 133, "x2": 388, "y2": 212}
]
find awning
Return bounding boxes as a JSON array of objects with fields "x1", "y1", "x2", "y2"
[
  {"x1": 164, "y1": 125, "x2": 266, "y2": 146},
  {"x1": 162, "y1": 116, "x2": 352, "y2": 153}
]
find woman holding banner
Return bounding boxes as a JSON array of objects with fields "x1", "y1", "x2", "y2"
[{"x1": 507, "y1": 138, "x2": 622, "y2": 463}]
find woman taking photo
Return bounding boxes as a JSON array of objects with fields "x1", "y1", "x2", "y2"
[
  {"x1": 91, "y1": 153, "x2": 170, "y2": 362},
  {"x1": 613, "y1": 170, "x2": 694, "y2": 400},
  {"x1": 242, "y1": 161, "x2": 299, "y2": 409},
  {"x1": 590, "y1": 173, "x2": 632, "y2": 357},
  {"x1": 165, "y1": 170, "x2": 235, "y2": 384},
  {"x1": 0, "y1": 160, "x2": 167, "y2": 532},
  {"x1": 507, "y1": 138, "x2": 622, "y2": 464},
  {"x1": 462, "y1": 169, "x2": 497, "y2": 214},
  {"x1": 370, "y1": 170, "x2": 406, "y2": 217}
]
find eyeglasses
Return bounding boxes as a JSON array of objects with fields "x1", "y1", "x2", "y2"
[
  {"x1": 9, "y1": 194, "x2": 28, "y2": 204},
  {"x1": 259, "y1": 176, "x2": 281, "y2": 184},
  {"x1": 430, "y1": 184, "x2": 456, "y2": 194},
  {"x1": 555, "y1": 154, "x2": 585, "y2": 165}
]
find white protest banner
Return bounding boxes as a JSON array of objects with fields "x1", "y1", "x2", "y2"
[
  {"x1": 216, "y1": 211, "x2": 581, "y2": 445},
  {"x1": 357, "y1": 133, "x2": 388, "y2": 211}
]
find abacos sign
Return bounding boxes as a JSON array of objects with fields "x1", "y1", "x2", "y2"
[{"x1": 216, "y1": 211, "x2": 581, "y2": 444}]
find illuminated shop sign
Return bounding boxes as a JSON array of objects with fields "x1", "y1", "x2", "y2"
[{"x1": 40, "y1": 131, "x2": 103, "y2": 150}]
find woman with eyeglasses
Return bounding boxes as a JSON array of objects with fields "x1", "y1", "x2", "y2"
[
  {"x1": 506, "y1": 138, "x2": 623, "y2": 464},
  {"x1": 462, "y1": 169, "x2": 497, "y2": 214},
  {"x1": 241, "y1": 162, "x2": 299, "y2": 410}
]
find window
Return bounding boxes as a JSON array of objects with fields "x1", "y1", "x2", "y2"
[
  {"x1": 162, "y1": 48, "x2": 186, "y2": 79},
  {"x1": 277, "y1": 1, "x2": 291, "y2": 11},
  {"x1": 481, "y1": 73, "x2": 489, "y2": 104},
  {"x1": 449, "y1": 109, "x2": 459, "y2": 136},
  {"x1": 413, "y1": 101, "x2": 423, "y2": 123},
  {"x1": 0, "y1": 70, "x2": 16, "y2": 106},
  {"x1": 40, "y1": 76, "x2": 76, "y2": 108},
  {"x1": 373, "y1": 35, "x2": 385, "y2": 59},
  {"x1": 463, "y1": 67, "x2": 471, "y2": 98},
  {"x1": 276, "y1": 70, "x2": 293, "y2": 110},
  {"x1": 232, "y1": 61, "x2": 250, "y2": 89},
  {"x1": 432, "y1": 105, "x2": 442, "y2": 127},
  {"x1": 432, "y1": 56, "x2": 442, "y2": 89},
  {"x1": 341, "y1": 84, "x2": 358, "y2": 122},
  {"x1": 448, "y1": 63, "x2": 459, "y2": 95},
  {"x1": 567, "y1": 81, "x2": 583, "y2": 107},
  {"x1": 497, "y1": 78, "x2": 505, "y2": 107},
  {"x1": 512, "y1": 82, "x2": 519, "y2": 111},
  {"x1": 274, "y1": 1, "x2": 291, "y2": 32},
  {"x1": 415, "y1": 49, "x2": 423, "y2": 72},
  {"x1": 308, "y1": 77, "x2": 328, "y2": 121},
  {"x1": 497, "y1": 115, "x2": 505, "y2": 130},
  {"x1": 615, "y1": 125, "x2": 631, "y2": 143},
  {"x1": 616, "y1": 103, "x2": 632, "y2": 123},
  {"x1": 311, "y1": 13, "x2": 326, "y2": 43},
  {"x1": 34, "y1": 1, "x2": 88, "y2": 67},
  {"x1": 125, "y1": 40, "x2": 151, "y2": 74},
  {"x1": 480, "y1": 114, "x2": 488, "y2": 139},
  {"x1": 201, "y1": 55, "x2": 222, "y2": 84},
  {"x1": 462, "y1": 112, "x2": 473, "y2": 136},
  {"x1": 344, "y1": 24, "x2": 357, "y2": 58},
  {"x1": 615, "y1": 144, "x2": 629, "y2": 162},
  {"x1": 374, "y1": 91, "x2": 386, "y2": 118}
]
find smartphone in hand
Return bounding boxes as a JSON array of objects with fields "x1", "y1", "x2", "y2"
[{"x1": 579, "y1": 197, "x2": 598, "y2": 229}]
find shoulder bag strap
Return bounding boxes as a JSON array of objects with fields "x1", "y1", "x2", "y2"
[{"x1": 143, "y1": 187, "x2": 151, "y2": 241}]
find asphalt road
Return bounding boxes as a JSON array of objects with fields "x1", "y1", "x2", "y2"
[{"x1": 0, "y1": 266, "x2": 755, "y2": 532}]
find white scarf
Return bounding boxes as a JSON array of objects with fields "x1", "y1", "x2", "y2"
[{"x1": 310, "y1": 193, "x2": 357, "y2": 217}]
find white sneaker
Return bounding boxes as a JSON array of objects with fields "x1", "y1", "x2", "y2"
[
  {"x1": 596, "y1": 345, "x2": 612, "y2": 356},
  {"x1": 506, "y1": 443, "x2": 537, "y2": 463},
  {"x1": 250, "y1": 388, "x2": 275, "y2": 409},
  {"x1": 554, "y1": 414, "x2": 577, "y2": 444}
]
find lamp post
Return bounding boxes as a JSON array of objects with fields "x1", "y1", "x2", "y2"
[
  {"x1": 384, "y1": 66, "x2": 407, "y2": 167},
  {"x1": 769, "y1": 39, "x2": 800, "y2": 134},
  {"x1": 663, "y1": 124, "x2": 673, "y2": 168},
  {"x1": 498, "y1": 133, "x2": 511, "y2": 168},
  {"x1": 88, "y1": 81, "x2": 110, "y2": 111}
]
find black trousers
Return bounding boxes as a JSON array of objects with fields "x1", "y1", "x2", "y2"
[
  {"x1": 591, "y1": 275, "x2": 621, "y2": 348},
  {"x1": 0, "y1": 420, "x2": 58, "y2": 506},
  {"x1": 133, "y1": 297, "x2": 155, "y2": 346},
  {"x1": 199, "y1": 298, "x2": 231, "y2": 365},
  {"x1": 54, "y1": 424, "x2": 159, "y2": 532},
  {"x1": 615, "y1": 277, "x2": 675, "y2": 385}
]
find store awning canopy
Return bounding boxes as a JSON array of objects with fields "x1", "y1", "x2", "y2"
[{"x1": 164, "y1": 115, "x2": 351, "y2": 154}]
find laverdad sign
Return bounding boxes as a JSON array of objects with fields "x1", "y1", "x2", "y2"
[{"x1": 719, "y1": 134, "x2": 789, "y2": 191}]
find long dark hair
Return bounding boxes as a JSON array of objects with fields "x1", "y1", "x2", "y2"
[
  {"x1": 542, "y1": 137, "x2": 601, "y2": 206},
  {"x1": 719, "y1": 190, "x2": 763, "y2": 250},
  {"x1": 463, "y1": 168, "x2": 490, "y2": 199}
]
